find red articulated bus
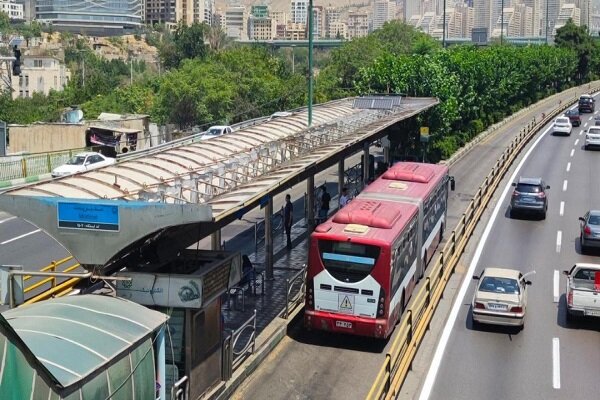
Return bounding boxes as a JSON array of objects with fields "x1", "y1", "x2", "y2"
[{"x1": 304, "y1": 162, "x2": 454, "y2": 338}]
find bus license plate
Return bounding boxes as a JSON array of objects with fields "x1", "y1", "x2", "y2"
[{"x1": 336, "y1": 321, "x2": 352, "y2": 329}]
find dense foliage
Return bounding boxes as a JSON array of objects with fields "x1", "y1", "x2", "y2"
[{"x1": 1, "y1": 16, "x2": 599, "y2": 160}]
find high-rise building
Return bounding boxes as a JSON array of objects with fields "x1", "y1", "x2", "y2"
[
  {"x1": 224, "y1": 5, "x2": 247, "y2": 40},
  {"x1": 1, "y1": 0, "x2": 23, "y2": 20},
  {"x1": 554, "y1": 2, "x2": 581, "y2": 34},
  {"x1": 373, "y1": 0, "x2": 396, "y2": 30},
  {"x1": 523, "y1": 0, "x2": 541, "y2": 36},
  {"x1": 473, "y1": 0, "x2": 493, "y2": 37},
  {"x1": 328, "y1": 21, "x2": 347, "y2": 38},
  {"x1": 36, "y1": 0, "x2": 142, "y2": 36},
  {"x1": 251, "y1": 4, "x2": 268, "y2": 18},
  {"x1": 312, "y1": 6, "x2": 324, "y2": 37},
  {"x1": 271, "y1": 11, "x2": 287, "y2": 25},
  {"x1": 248, "y1": 15, "x2": 276, "y2": 40},
  {"x1": 324, "y1": 7, "x2": 341, "y2": 38},
  {"x1": 455, "y1": 1, "x2": 475, "y2": 37},
  {"x1": 347, "y1": 11, "x2": 369, "y2": 39},
  {"x1": 146, "y1": 0, "x2": 176, "y2": 24},
  {"x1": 291, "y1": 0, "x2": 308, "y2": 24},
  {"x1": 16, "y1": 0, "x2": 32, "y2": 21},
  {"x1": 404, "y1": 0, "x2": 420, "y2": 21}
]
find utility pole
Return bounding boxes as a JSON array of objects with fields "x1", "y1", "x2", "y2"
[
  {"x1": 82, "y1": 57, "x2": 85, "y2": 88},
  {"x1": 130, "y1": 59, "x2": 133, "y2": 85},
  {"x1": 307, "y1": 0, "x2": 314, "y2": 127}
]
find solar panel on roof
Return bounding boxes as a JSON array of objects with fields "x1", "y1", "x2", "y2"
[{"x1": 353, "y1": 97, "x2": 397, "y2": 110}]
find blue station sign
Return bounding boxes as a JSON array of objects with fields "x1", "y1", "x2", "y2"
[{"x1": 57, "y1": 202, "x2": 119, "y2": 232}]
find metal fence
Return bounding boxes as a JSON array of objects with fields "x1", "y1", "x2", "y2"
[
  {"x1": 283, "y1": 265, "x2": 307, "y2": 319},
  {"x1": 0, "y1": 147, "x2": 88, "y2": 181},
  {"x1": 366, "y1": 93, "x2": 584, "y2": 399},
  {"x1": 222, "y1": 309, "x2": 257, "y2": 381}
]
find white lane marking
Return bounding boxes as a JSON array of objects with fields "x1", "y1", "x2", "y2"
[
  {"x1": 553, "y1": 338, "x2": 561, "y2": 389},
  {"x1": 553, "y1": 270, "x2": 560, "y2": 302},
  {"x1": 0, "y1": 229, "x2": 41, "y2": 245},
  {"x1": 556, "y1": 231, "x2": 562, "y2": 253},
  {"x1": 0, "y1": 217, "x2": 16, "y2": 224},
  {"x1": 590, "y1": 116, "x2": 595, "y2": 120},
  {"x1": 574, "y1": 139, "x2": 579, "y2": 146},
  {"x1": 580, "y1": 130, "x2": 583, "y2": 135},
  {"x1": 595, "y1": 110, "x2": 599, "y2": 114},
  {"x1": 584, "y1": 122, "x2": 588, "y2": 128},
  {"x1": 570, "y1": 149, "x2": 575, "y2": 157},
  {"x1": 418, "y1": 124, "x2": 554, "y2": 400},
  {"x1": 566, "y1": 162, "x2": 571, "y2": 172},
  {"x1": 560, "y1": 201, "x2": 564, "y2": 216},
  {"x1": 562, "y1": 180, "x2": 568, "y2": 191}
]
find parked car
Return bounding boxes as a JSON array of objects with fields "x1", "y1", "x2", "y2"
[
  {"x1": 199, "y1": 125, "x2": 233, "y2": 141},
  {"x1": 510, "y1": 177, "x2": 550, "y2": 219},
  {"x1": 563, "y1": 263, "x2": 600, "y2": 321},
  {"x1": 552, "y1": 116, "x2": 572, "y2": 136},
  {"x1": 578, "y1": 94, "x2": 595, "y2": 113},
  {"x1": 565, "y1": 109, "x2": 582, "y2": 127},
  {"x1": 584, "y1": 126, "x2": 600, "y2": 150},
  {"x1": 579, "y1": 210, "x2": 600, "y2": 253},
  {"x1": 471, "y1": 267, "x2": 534, "y2": 329},
  {"x1": 51, "y1": 152, "x2": 116, "y2": 178}
]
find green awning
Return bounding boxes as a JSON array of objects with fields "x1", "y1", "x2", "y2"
[{"x1": 0, "y1": 295, "x2": 168, "y2": 396}]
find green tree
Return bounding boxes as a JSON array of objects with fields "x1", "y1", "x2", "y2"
[
  {"x1": 0, "y1": 11, "x2": 11, "y2": 33},
  {"x1": 555, "y1": 19, "x2": 594, "y2": 80},
  {"x1": 161, "y1": 22, "x2": 210, "y2": 69}
]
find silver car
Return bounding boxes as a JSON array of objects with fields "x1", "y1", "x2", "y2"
[
  {"x1": 472, "y1": 268, "x2": 535, "y2": 329},
  {"x1": 579, "y1": 210, "x2": 600, "y2": 253},
  {"x1": 552, "y1": 117, "x2": 572, "y2": 136},
  {"x1": 585, "y1": 126, "x2": 600, "y2": 149}
]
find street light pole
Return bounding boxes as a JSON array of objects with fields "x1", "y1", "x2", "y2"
[{"x1": 308, "y1": 0, "x2": 314, "y2": 127}]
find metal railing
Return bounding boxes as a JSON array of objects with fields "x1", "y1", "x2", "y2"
[
  {"x1": 253, "y1": 206, "x2": 285, "y2": 254},
  {"x1": 283, "y1": 265, "x2": 307, "y2": 319},
  {"x1": 365, "y1": 91, "x2": 591, "y2": 399},
  {"x1": 170, "y1": 376, "x2": 188, "y2": 400},
  {"x1": 222, "y1": 309, "x2": 257, "y2": 380},
  {"x1": 0, "y1": 147, "x2": 89, "y2": 181},
  {"x1": 22, "y1": 256, "x2": 80, "y2": 297}
]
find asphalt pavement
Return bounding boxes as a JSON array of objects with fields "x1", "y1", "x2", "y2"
[{"x1": 425, "y1": 107, "x2": 600, "y2": 400}]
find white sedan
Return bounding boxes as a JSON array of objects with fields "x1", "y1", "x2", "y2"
[
  {"x1": 51, "y1": 152, "x2": 116, "y2": 177},
  {"x1": 552, "y1": 117, "x2": 572, "y2": 136},
  {"x1": 198, "y1": 125, "x2": 233, "y2": 141},
  {"x1": 471, "y1": 268, "x2": 535, "y2": 329}
]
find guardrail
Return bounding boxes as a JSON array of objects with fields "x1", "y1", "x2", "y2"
[
  {"x1": 0, "y1": 147, "x2": 89, "y2": 181},
  {"x1": 365, "y1": 90, "x2": 594, "y2": 399},
  {"x1": 283, "y1": 265, "x2": 307, "y2": 319}
]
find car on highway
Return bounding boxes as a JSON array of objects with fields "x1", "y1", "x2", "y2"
[
  {"x1": 552, "y1": 116, "x2": 572, "y2": 136},
  {"x1": 510, "y1": 177, "x2": 549, "y2": 219},
  {"x1": 472, "y1": 267, "x2": 534, "y2": 329},
  {"x1": 51, "y1": 152, "x2": 116, "y2": 178},
  {"x1": 584, "y1": 125, "x2": 600, "y2": 150},
  {"x1": 565, "y1": 109, "x2": 582, "y2": 127},
  {"x1": 578, "y1": 94, "x2": 595, "y2": 113},
  {"x1": 579, "y1": 210, "x2": 600, "y2": 253},
  {"x1": 563, "y1": 263, "x2": 600, "y2": 321},
  {"x1": 199, "y1": 125, "x2": 233, "y2": 141}
]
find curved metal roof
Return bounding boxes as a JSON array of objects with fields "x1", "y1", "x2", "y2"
[{"x1": 1, "y1": 294, "x2": 167, "y2": 388}]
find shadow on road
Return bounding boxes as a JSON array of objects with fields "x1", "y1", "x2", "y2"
[{"x1": 286, "y1": 310, "x2": 388, "y2": 354}]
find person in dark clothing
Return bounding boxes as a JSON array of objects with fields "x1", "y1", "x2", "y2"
[
  {"x1": 319, "y1": 185, "x2": 331, "y2": 222},
  {"x1": 239, "y1": 254, "x2": 256, "y2": 287},
  {"x1": 284, "y1": 194, "x2": 293, "y2": 250}
]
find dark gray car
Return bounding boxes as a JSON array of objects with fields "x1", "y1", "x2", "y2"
[
  {"x1": 579, "y1": 210, "x2": 600, "y2": 253},
  {"x1": 510, "y1": 177, "x2": 549, "y2": 219}
]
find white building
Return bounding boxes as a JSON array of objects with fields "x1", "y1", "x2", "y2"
[
  {"x1": 1, "y1": 0, "x2": 23, "y2": 20},
  {"x1": 324, "y1": 7, "x2": 341, "y2": 38},
  {"x1": 553, "y1": 3, "x2": 581, "y2": 34},
  {"x1": 404, "y1": 0, "x2": 421, "y2": 21},
  {"x1": 11, "y1": 56, "x2": 70, "y2": 100},
  {"x1": 347, "y1": 11, "x2": 369, "y2": 39},
  {"x1": 373, "y1": 0, "x2": 396, "y2": 30},
  {"x1": 291, "y1": 0, "x2": 308, "y2": 24},
  {"x1": 224, "y1": 6, "x2": 247, "y2": 40},
  {"x1": 247, "y1": 16, "x2": 276, "y2": 40}
]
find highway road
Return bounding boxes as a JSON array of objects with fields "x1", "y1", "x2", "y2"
[
  {"x1": 421, "y1": 105, "x2": 600, "y2": 400},
  {"x1": 232, "y1": 86, "x2": 599, "y2": 400}
]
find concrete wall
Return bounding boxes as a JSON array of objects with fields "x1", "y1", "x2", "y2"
[{"x1": 9, "y1": 124, "x2": 87, "y2": 153}]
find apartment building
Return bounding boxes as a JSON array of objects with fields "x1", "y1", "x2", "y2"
[
  {"x1": 1, "y1": 0, "x2": 23, "y2": 20},
  {"x1": 11, "y1": 56, "x2": 70, "y2": 100},
  {"x1": 347, "y1": 11, "x2": 369, "y2": 39}
]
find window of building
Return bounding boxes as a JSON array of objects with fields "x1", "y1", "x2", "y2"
[
  {"x1": 33, "y1": 59, "x2": 43, "y2": 68},
  {"x1": 25, "y1": 90, "x2": 29, "y2": 98},
  {"x1": 54, "y1": 76, "x2": 57, "y2": 86},
  {"x1": 24, "y1": 75, "x2": 29, "y2": 87}
]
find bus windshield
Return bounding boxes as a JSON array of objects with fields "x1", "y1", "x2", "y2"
[{"x1": 318, "y1": 240, "x2": 380, "y2": 283}]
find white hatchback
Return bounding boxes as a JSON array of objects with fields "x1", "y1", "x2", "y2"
[{"x1": 51, "y1": 152, "x2": 116, "y2": 178}]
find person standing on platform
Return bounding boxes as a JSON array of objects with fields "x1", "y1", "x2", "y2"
[
  {"x1": 284, "y1": 194, "x2": 293, "y2": 250},
  {"x1": 339, "y1": 187, "x2": 349, "y2": 208}
]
